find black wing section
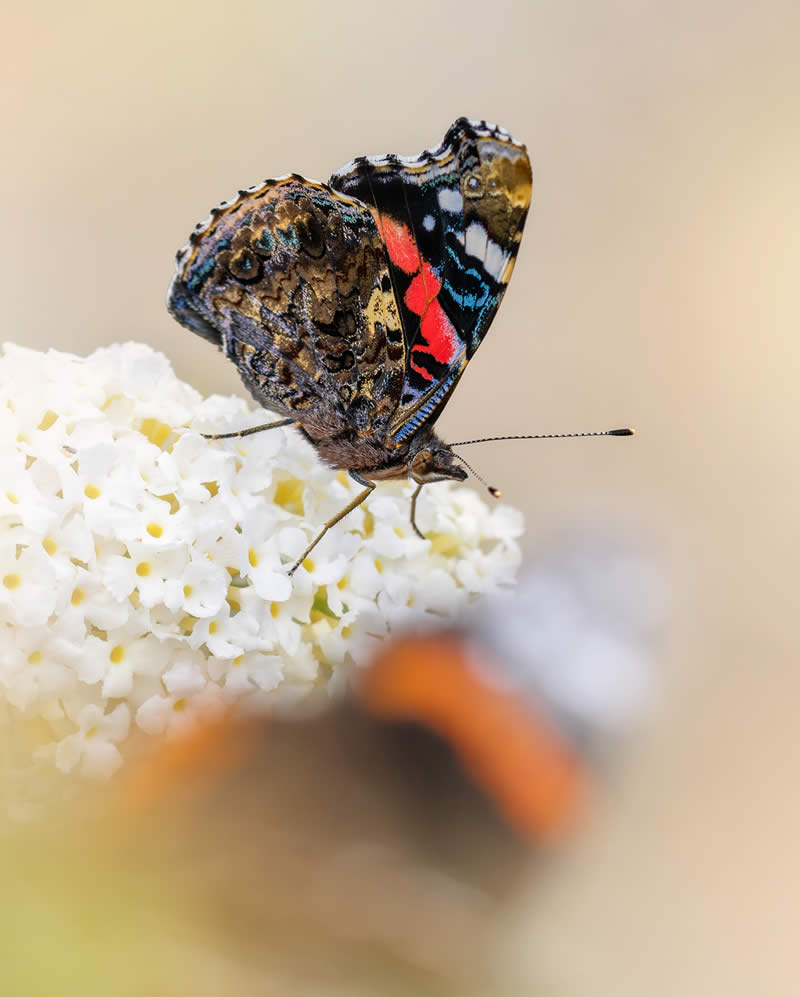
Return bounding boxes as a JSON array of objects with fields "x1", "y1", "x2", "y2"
[{"x1": 329, "y1": 118, "x2": 532, "y2": 443}]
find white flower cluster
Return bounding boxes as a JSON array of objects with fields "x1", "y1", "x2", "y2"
[{"x1": 0, "y1": 342, "x2": 522, "y2": 800}]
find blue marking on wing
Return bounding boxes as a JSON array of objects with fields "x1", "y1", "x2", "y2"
[
  {"x1": 392, "y1": 372, "x2": 459, "y2": 442},
  {"x1": 441, "y1": 246, "x2": 493, "y2": 311},
  {"x1": 441, "y1": 279, "x2": 491, "y2": 312},
  {"x1": 186, "y1": 256, "x2": 218, "y2": 293},
  {"x1": 185, "y1": 237, "x2": 231, "y2": 293}
]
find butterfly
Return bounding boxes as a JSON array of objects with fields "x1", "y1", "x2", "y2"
[{"x1": 168, "y1": 118, "x2": 532, "y2": 572}]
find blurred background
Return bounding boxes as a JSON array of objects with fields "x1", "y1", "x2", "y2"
[{"x1": 2, "y1": 0, "x2": 799, "y2": 992}]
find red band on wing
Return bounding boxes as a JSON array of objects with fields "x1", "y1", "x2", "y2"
[
  {"x1": 374, "y1": 213, "x2": 419, "y2": 274},
  {"x1": 404, "y1": 263, "x2": 440, "y2": 313},
  {"x1": 376, "y1": 213, "x2": 460, "y2": 380},
  {"x1": 418, "y1": 303, "x2": 459, "y2": 363},
  {"x1": 408, "y1": 302, "x2": 460, "y2": 380},
  {"x1": 406, "y1": 266, "x2": 459, "y2": 377}
]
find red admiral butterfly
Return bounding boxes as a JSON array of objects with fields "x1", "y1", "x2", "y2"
[{"x1": 168, "y1": 119, "x2": 628, "y2": 573}]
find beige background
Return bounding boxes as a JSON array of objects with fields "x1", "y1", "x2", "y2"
[{"x1": 2, "y1": 0, "x2": 799, "y2": 992}]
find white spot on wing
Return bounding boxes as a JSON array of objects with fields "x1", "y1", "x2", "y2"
[
  {"x1": 484, "y1": 240, "x2": 510, "y2": 281},
  {"x1": 463, "y1": 221, "x2": 509, "y2": 280},
  {"x1": 422, "y1": 214, "x2": 435, "y2": 232},
  {"x1": 464, "y1": 220, "x2": 488, "y2": 260},
  {"x1": 438, "y1": 188, "x2": 463, "y2": 213}
]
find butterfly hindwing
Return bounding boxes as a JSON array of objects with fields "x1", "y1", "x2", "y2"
[
  {"x1": 329, "y1": 118, "x2": 532, "y2": 443},
  {"x1": 168, "y1": 177, "x2": 407, "y2": 440}
]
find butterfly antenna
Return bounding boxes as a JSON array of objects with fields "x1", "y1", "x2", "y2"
[
  {"x1": 449, "y1": 427, "x2": 634, "y2": 446},
  {"x1": 451, "y1": 451, "x2": 502, "y2": 499}
]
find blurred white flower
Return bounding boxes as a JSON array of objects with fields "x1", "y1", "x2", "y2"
[
  {"x1": 51, "y1": 702, "x2": 130, "y2": 780},
  {"x1": 0, "y1": 341, "x2": 522, "y2": 805}
]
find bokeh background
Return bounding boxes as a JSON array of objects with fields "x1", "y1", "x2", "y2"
[{"x1": 2, "y1": 0, "x2": 799, "y2": 992}]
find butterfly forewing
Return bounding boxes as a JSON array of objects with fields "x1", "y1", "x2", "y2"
[{"x1": 329, "y1": 118, "x2": 532, "y2": 443}]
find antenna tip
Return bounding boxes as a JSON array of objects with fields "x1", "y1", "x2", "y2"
[
  {"x1": 488, "y1": 486, "x2": 502, "y2": 498},
  {"x1": 609, "y1": 427, "x2": 634, "y2": 436}
]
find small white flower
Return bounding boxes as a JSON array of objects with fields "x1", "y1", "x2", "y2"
[
  {"x1": 0, "y1": 341, "x2": 523, "y2": 808},
  {"x1": 52, "y1": 702, "x2": 130, "y2": 780},
  {"x1": 209, "y1": 650, "x2": 284, "y2": 697},
  {"x1": 0, "y1": 537, "x2": 67, "y2": 628},
  {"x1": 135, "y1": 680, "x2": 226, "y2": 738}
]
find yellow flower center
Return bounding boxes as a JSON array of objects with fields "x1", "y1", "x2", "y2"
[
  {"x1": 273, "y1": 477, "x2": 304, "y2": 516},
  {"x1": 37, "y1": 409, "x2": 58, "y2": 431},
  {"x1": 139, "y1": 418, "x2": 172, "y2": 448}
]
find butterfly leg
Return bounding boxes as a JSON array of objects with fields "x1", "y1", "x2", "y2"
[
  {"x1": 202, "y1": 418, "x2": 296, "y2": 441},
  {"x1": 287, "y1": 471, "x2": 375, "y2": 576},
  {"x1": 409, "y1": 482, "x2": 426, "y2": 540}
]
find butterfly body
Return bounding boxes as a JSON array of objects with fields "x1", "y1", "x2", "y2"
[{"x1": 168, "y1": 119, "x2": 531, "y2": 565}]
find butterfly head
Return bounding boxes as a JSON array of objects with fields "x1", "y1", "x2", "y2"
[{"x1": 408, "y1": 435, "x2": 468, "y2": 485}]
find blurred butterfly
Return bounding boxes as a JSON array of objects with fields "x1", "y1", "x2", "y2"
[
  {"x1": 121, "y1": 533, "x2": 661, "y2": 843},
  {"x1": 167, "y1": 118, "x2": 532, "y2": 572}
]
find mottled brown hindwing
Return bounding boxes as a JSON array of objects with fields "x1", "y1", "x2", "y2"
[{"x1": 168, "y1": 178, "x2": 406, "y2": 441}]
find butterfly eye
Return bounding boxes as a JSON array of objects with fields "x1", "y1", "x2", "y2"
[{"x1": 462, "y1": 172, "x2": 484, "y2": 198}]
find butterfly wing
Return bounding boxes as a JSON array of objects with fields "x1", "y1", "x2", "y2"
[
  {"x1": 168, "y1": 177, "x2": 407, "y2": 441},
  {"x1": 329, "y1": 118, "x2": 532, "y2": 444}
]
